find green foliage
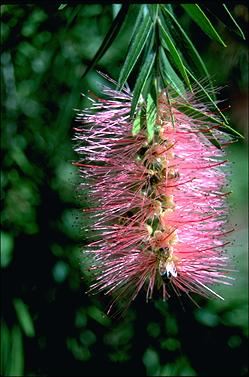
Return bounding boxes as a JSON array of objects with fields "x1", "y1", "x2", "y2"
[
  {"x1": 79, "y1": 3, "x2": 245, "y2": 142},
  {"x1": 1, "y1": 232, "x2": 14, "y2": 268},
  {"x1": 203, "y1": 4, "x2": 246, "y2": 40},
  {"x1": 146, "y1": 94, "x2": 157, "y2": 142},
  {"x1": 161, "y1": 6, "x2": 210, "y2": 80},
  {"x1": 159, "y1": 47, "x2": 186, "y2": 96},
  {"x1": 130, "y1": 51, "x2": 155, "y2": 118},
  {"x1": 132, "y1": 109, "x2": 142, "y2": 136},
  {"x1": 13, "y1": 299, "x2": 35, "y2": 338},
  {"x1": 158, "y1": 16, "x2": 191, "y2": 89},
  {"x1": 181, "y1": 4, "x2": 227, "y2": 47},
  {"x1": 1, "y1": 4, "x2": 248, "y2": 377},
  {"x1": 118, "y1": 9, "x2": 153, "y2": 91},
  {"x1": 1, "y1": 323, "x2": 24, "y2": 376},
  {"x1": 81, "y1": 4, "x2": 130, "y2": 80},
  {"x1": 58, "y1": 4, "x2": 67, "y2": 11}
]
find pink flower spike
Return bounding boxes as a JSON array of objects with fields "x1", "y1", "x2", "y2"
[{"x1": 74, "y1": 77, "x2": 235, "y2": 313}]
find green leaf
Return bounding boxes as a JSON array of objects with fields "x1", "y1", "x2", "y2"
[
  {"x1": 81, "y1": 4, "x2": 129, "y2": 79},
  {"x1": 174, "y1": 102, "x2": 244, "y2": 140},
  {"x1": 9, "y1": 326, "x2": 24, "y2": 377},
  {"x1": 181, "y1": 4, "x2": 227, "y2": 47},
  {"x1": 112, "y1": 4, "x2": 122, "y2": 19},
  {"x1": 130, "y1": 52, "x2": 155, "y2": 117},
  {"x1": 175, "y1": 102, "x2": 223, "y2": 125},
  {"x1": 202, "y1": 4, "x2": 246, "y2": 40},
  {"x1": 204, "y1": 131, "x2": 221, "y2": 149},
  {"x1": 87, "y1": 306, "x2": 111, "y2": 327},
  {"x1": 1, "y1": 321, "x2": 11, "y2": 375},
  {"x1": 143, "y1": 348, "x2": 160, "y2": 376},
  {"x1": 160, "y1": 5, "x2": 212, "y2": 87},
  {"x1": 222, "y1": 4, "x2": 245, "y2": 40},
  {"x1": 165, "y1": 4, "x2": 174, "y2": 13},
  {"x1": 13, "y1": 298, "x2": 35, "y2": 337},
  {"x1": 132, "y1": 110, "x2": 142, "y2": 136},
  {"x1": 146, "y1": 94, "x2": 156, "y2": 142},
  {"x1": 58, "y1": 4, "x2": 67, "y2": 10},
  {"x1": 219, "y1": 124, "x2": 244, "y2": 139},
  {"x1": 158, "y1": 18, "x2": 191, "y2": 90},
  {"x1": 64, "y1": 5, "x2": 81, "y2": 29},
  {"x1": 0, "y1": 231, "x2": 14, "y2": 268},
  {"x1": 159, "y1": 47, "x2": 186, "y2": 97},
  {"x1": 129, "y1": 5, "x2": 144, "y2": 41},
  {"x1": 118, "y1": 12, "x2": 153, "y2": 90},
  {"x1": 147, "y1": 3, "x2": 159, "y2": 21}
]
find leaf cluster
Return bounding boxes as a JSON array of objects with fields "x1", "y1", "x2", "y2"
[{"x1": 81, "y1": 4, "x2": 245, "y2": 144}]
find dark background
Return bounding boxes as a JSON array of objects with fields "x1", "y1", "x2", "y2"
[{"x1": 1, "y1": 4, "x2": 248, "y2": 376}]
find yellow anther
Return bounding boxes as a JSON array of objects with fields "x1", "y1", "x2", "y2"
[
  {"x1": 166, "y1": 151, "x2": 175, "y2": 160},
  {"x1": 169, "y1": 231, "x2": 178, "y2": 246},
  {"x1": 162, "y1": 195, "x2": 175, "y2": 209},
  {"x1": 154, "y1": 200, "x2": 162, "y2": 215},
  {"x1": 167, "y1": 195, "x2": 175, "y2": 207},
  {"x1": 145, "y1": 224, "x2": 153, "y2": 236},
  {"x1": 154, "y1": 230, "x2": 162, "y2": 240},
  {"x1": 167, "y1": 168, "x2": 179, "y2": 179}
]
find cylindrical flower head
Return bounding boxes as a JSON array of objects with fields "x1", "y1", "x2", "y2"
[{"x1": 73, "y1": 77, "x2": 234, "y2": 312}]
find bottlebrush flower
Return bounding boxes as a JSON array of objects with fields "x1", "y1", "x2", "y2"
[{"x1": 73, "y1": 75, "x2": 234, "y2": 312}]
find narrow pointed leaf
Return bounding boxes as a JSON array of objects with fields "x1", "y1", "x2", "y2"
[
  {"x1": 160, "y1": 6, "x2": 211, "y2": 85},
  {"x1": 118, "y1": 13, "x2": 153, "y2": 90},
  {"x1": 159, "y1": 47, "x2": 185, "y2": 96},
  {"x1": 175, "y1": 100, "x2": 244, "y2": 139},
  {"x1": 218, "y1": 124, "x2": 244, "y2": 139},
  {"x1": 202, "y1": 4, "x2": 246, "y2": 40},
  {"x1": 129, "y1": 5, "x2": 144, "y2": 42},
  {"x1": 81, "y1": 4, "x2": 129, "y2": 79},
  {"x1": 146, "y1": 94, "x2": 156, "y2": 142},
  {"x1": 1, "y1": 322, "x2": 10, "y2": 374},
  {"x1": 222, "y1": 4, "x2": 245, "y2": 39},
  {"x1": 206, "y1": 131, "x2": 222, "y2": 149},
  {"x1": 165, "y1": 4, "x2": 174, "y2": 13},
  {"x1": 147, "y1": 3, "x2": 159, "y2": 21},
  {"x1": 175, "y1": 103, "x2": 224, "y2": 125},
  {"x1": 181, "y1": 4, "x2": 227, "y2": 47},
  {"x1": 112, "y1": 4, "x2": 122, "y2": 18},
  {"x1": 13, "y1": 298, "x2": 35, "y2": 337},
  {"x1": 58, "y1": 4, "x2": 67, "y2": 10},
  {"x1": 9, "y1": 326, "x2": 24, "y2": 377},
  {"x1": 158, "y1": 18, "x2": 191, "y2": 89},
  {"x1": 131, "y1": 52, "x2": 155, "y2": 117},
  {"x1": 132, "y1": 110, "x2": 142, "y2": 136}
]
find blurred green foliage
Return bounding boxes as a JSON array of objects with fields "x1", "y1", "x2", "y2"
[{"x1": 1, "y1": 4, "x2": 248, "y2": 376}]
